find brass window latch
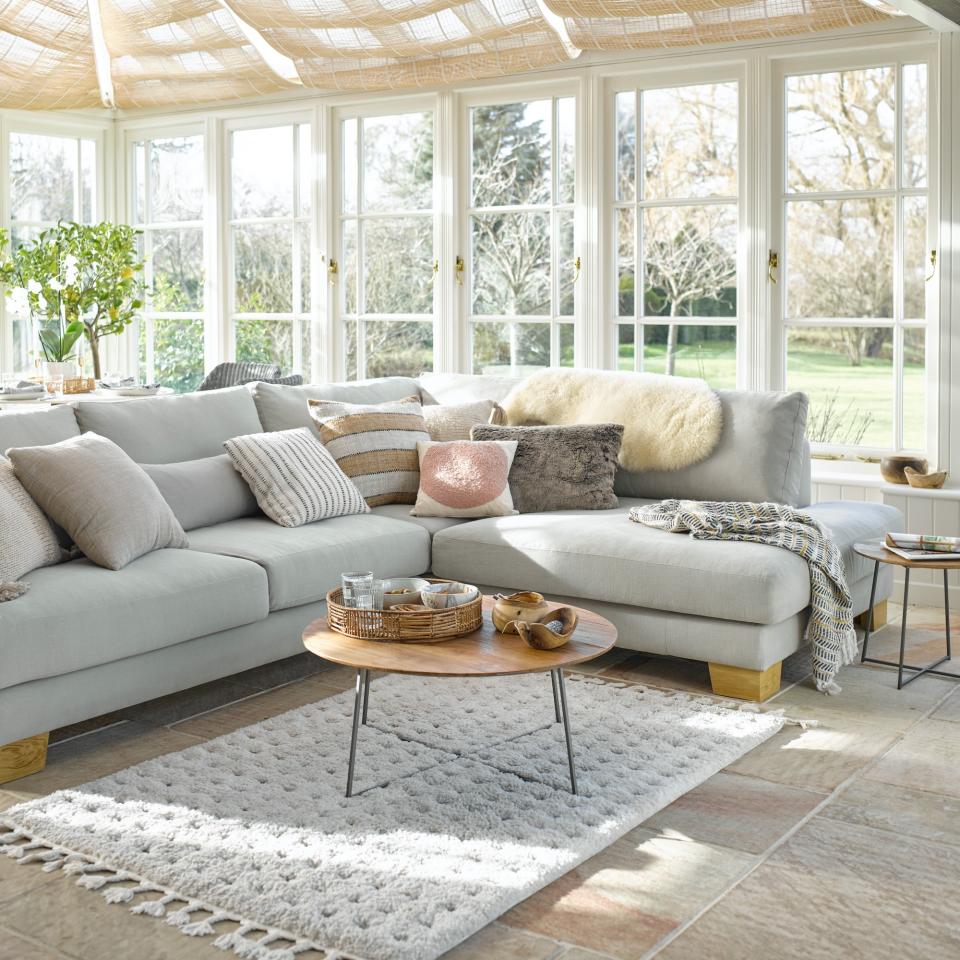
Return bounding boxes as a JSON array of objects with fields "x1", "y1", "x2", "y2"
[
  {"x1": 926, "y1": 249, "x2": 937, "y2": 282},
  {"x1": 455, "y1": 255, "x2": 464, "y2": 286},
  {"x1": 767, "y1": 250, "x2": 779, "y2": 284},
  {"x1": 327, "y1": 259, "x2": 338, "y2": 284},
  {"x1": 573, "y1": 256, "x2": 581, "y2": 284}
]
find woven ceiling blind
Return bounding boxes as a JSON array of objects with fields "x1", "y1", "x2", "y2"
[{"x1": 0, "y1": 0, "x2": 895, "y2": 110}]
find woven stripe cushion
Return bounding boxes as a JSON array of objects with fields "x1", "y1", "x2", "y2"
[
  {"x1": 224, "y1": 428, "x2": 369, "y2": 528},
  {"x1": 411, "y1": 439, "x2": 518, "y2": 518},
  {"x1": 308, "y1": 398, "x2": 429, "y2": 507},
  {"x1": 0, "y1": 457, "x2": 62, "y2": 584}
]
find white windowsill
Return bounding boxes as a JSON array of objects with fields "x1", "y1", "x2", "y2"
[
  {"x1": 810, "y1": 460, "x2": 886, "y2": 488},
  {"x1": 880, "y1": 483, "x2": 960, "y2": 500}
]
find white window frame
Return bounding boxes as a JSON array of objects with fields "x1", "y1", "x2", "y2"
[
  {"x1": 458, "y1": 79, "x2": 581, "y2": 376},
  {"x1": 332, "y1": 95, "x2": 440, "y2": 382},
  {"x1": 224, "y1": 111, "x2": 314, "y2": 378},
  {"x1": 770, "y1": 43, "x2": 939, "y2": 459},
  {"x1": 602, "y1": 64, "x2": 746, "y2": 385}
]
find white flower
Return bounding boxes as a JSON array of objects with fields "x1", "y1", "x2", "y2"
[
  {"x1": 6, "y1": 288, "x2": 28, "y2": 314},
  {"x1": 27, "y1": 278, "x2": 42, "y2": 295},
  {"x1": 37, "y1": 294, "x2": 47, "y2": 312},
  {"x1": 48, "y1": 278, "x2": 63, "y2": 291},
  {"x1": 64, "y1": 263, "x2": 79, "y2": 286},
  {"x1": 64, "y1": 254, "x2": 78, "y2": 268}
]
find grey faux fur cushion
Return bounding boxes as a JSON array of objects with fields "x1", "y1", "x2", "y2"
[{"x1": 471, "y1": 423, "x2": 624, "y2": 513}]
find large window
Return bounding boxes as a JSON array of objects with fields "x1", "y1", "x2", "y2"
[
  {"x1": 340, "y1": 110, "x2": 434, "y2": 380},
  {"x1": 781, "y1": 62, "x2": 931, "y2": 453},
  {"x1": 613, "y1": 82, "x2": 738, "y2": 387},
  {"x1": 230, "y1": 123, "x2": 312, "y2": 378},
  {"x1": 6, "y1": 131, "x2": 96, "y2": 373},
  {"x1": 133, "y1": 133, "x2": 205, "y2": 392},
  {"x1": 469, "y1": 96, "x2": 576, "y2": 374}
]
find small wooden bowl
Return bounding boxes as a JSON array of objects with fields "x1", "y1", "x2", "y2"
[
  {"x1": 904, "y1": 466, "x2": 948, "y2": 489},
  {"x1": 881, "y1": 455, "x2": 928, "y2": 484},
  {"x1": 514, "y1": 607, "x2": 579, "y2": 650},
  {"x1": 492, "y1": 591, "x2": 551, "y2": 633}
]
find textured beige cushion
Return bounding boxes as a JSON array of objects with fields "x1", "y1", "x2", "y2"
[
  {"x1": 7, "y1": 433, "x2": 189, "y2": 571},
  {"x1": 0, "y1": 457, "x2": 62, "y2": 583},
  {"x1": 421, "y1": 399, "x2": 505, "y2": 441}
]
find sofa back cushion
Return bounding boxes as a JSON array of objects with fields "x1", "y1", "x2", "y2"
[
  {"x1": 140, "y1": 454, "x2": 260, "y2": 531},
  {"x1": 0, "y1": 405, "x2": 80, "y2": 454},
  {"x1": 75, "y1": 386, "x2": 262, "y2": 464},
  {"x1": 418, "y1": 372, "x2": 521, "y2": 405},
  {"x1": 614, "y1": 389, "x2": 809, "y2": 506},
  {"x1": 252, "y1": 377, "x2": 421, "y2": 432}
]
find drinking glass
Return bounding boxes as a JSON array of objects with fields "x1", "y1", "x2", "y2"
[{"x1": 341, "y1": 571, "x2": 374, "y2": 608}]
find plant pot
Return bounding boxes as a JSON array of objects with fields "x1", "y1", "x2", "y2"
[{"x1": 41, "y1": 361, "x2": 78, "y2": 380}]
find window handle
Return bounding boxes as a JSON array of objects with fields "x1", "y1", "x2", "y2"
[
  {"x1": 455, "y1": 256, "x2": 464, "y2": 286},
  {"x1": 327, "y1": 259, "x2": 338, "y2": 285},
  {"x1": 926, "y1": 249, "x2": 937, "y2": 282},
  {"x1": 767, "y1": 250, "x2": 779, "y2": 284},
  {"x1": 572, "y1": 256, "x2": 581, "y2": 284}
]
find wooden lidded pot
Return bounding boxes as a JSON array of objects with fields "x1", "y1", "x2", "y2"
[
  {"x1": 492, "y1": 591, "x2": 551, "y2": 634},
  {"x1": 880, "y1": 454, "x2": 929, "y2": 485}
]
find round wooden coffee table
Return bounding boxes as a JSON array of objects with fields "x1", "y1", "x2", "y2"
[
  {"x1": 855, "y1": 538, "x2": 960, "y2": 689},
  {"x1": 303, "y1": 597, "x2": 617, "y2": 797}
]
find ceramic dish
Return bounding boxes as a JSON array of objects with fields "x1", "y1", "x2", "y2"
[
  {"x1": 421, "y1": 581, "x2": 479, "y2": 610},
  {"x1": 380, "y1": 577, "x2": 431, "y2": 608}
]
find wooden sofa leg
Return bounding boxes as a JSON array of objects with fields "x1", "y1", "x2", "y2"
[
  {"x1": 708, "y1": 662, "x2": 782, "y2": 702},
  {"x1": 855, "y1": 600, "x2": 888, "y2": 632},
  {"x1": 0, "y1": 733, "x2": 49, "y2": 785}
]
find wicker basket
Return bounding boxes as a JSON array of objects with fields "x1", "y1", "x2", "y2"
[
  {"x1": 326, "y1": 580, "x2": 482, "y2": 642},
  {"x1": 62, "y1": 377, "x2": 96, "y2": 394}
]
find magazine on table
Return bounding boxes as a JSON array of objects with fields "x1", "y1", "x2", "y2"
[{"x1": 884, "y1": 532, "x2": 960, "y2": 561}]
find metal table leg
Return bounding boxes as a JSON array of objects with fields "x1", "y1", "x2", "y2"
[
  {"x1": 861, "y1": 560, "x2": 880, "y2": 662},
  {"x1": 897, "y1": 568, "x2": 911, "y2": 689},
  {"x1": 550, "y1": 670, "x2": 561, "y2": 723},
  {"x1": 945, "y1": 569, "x2": 952, "y2": 659},
  {"x1": 345, "y1": 668, "x2": 366, "y2": 798},
  {"x1": 554, "y1": 668, "x2": 578, "y2": 795},
  {"x1": 362, "y1": 670, "x2": 371, "y2": 725}
]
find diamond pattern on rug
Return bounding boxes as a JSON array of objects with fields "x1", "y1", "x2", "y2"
[{"x1": 1, "y1": 673, "x2": 783, "y2": 960}]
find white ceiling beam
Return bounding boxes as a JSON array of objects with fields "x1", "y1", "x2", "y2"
[
  {"x1": 86, "y1": 0, "x2": 116, "y2": 109},
  {"x1": 880, "y1": 0, "x2": 960, "y2": 30},
  {"x1": 215, "y1": 0, "x2": 303, "y2": 84}
]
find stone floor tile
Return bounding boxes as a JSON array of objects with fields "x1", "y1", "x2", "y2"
[
  {"x1": 568, "y1": 649, "x2": 635, "y2": 676},
  {"x1": 598, "y1": 655, "x2": 712, "y2": 696},
  {"x1": 933, "y1": 687, "x2": 960, "y2": 722},
  {"x1": 726, "y1": 719, "x2": 899, "y2": 793},
  {"x1": 8, "y1": 722, "x2": 201, "y2": 798},
  {"x1": 440, "y1": 922, "x2": 560, "y2": 960},
  {"x1": 0, "y1": 845, "x2": 62, "y2": 908},
  {"x1": 819, "y1": 779, "x2": 960, "y2": 846},
  {"x1": 642, "y1": 772, "x2": 824, "y2": 853},
  {"x1": 170, "y1": 677, "x2": 345, "y2": 739},
  {"x1": 654, "y1": 818, "x2": 960, "y2": 960},
  {"x1": 49, "y1": 713, "x2": 126, "y2": 745},
  {"x1": 503, "y1": 829, "x2": 753, "y2": 960},
  {"x1": 303, "y1": 666, "x2": 361, "y2": 692},
  {"x1": 554, "y1": 949, "x2": 618, "y2": 960},
  {"x1": 0, "y1": 791, "x2": 21, "y2": 813},
  {"x1": 117, "y1": 678, "x2": 255, "y2": 726},
  {"x1": 864, "y1": 718, "x2": 960, "y2": 798},
  {"x1": 0, "y1": 927, "x2": 68, "y2": 960},
  {"x1": 227, "y1": 652, "x2": 328, "y2": 693}
]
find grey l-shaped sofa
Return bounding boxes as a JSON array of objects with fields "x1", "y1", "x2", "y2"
[{"x1": 0, "y1": 372, "x2": 900, "y2": 757}]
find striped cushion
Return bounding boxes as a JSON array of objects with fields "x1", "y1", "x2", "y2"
[
  {"x1": 224, "y1": 428, "x2": 369, "y2": 528},
  {"x1": 308, "y1": 398, "x2": 428, "y2": 507},
  {"x1": 0, "y1": 457, "x2": 62, "y2": 583}
]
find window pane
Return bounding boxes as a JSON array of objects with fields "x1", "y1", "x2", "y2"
[
  {"x1": 10, "y1": 133, "x2": 77, "y2": 222},
  {"x1": 559, "y1": 209, "x2": 575, "y2": 316},
  {"x1": 472, "y1": 321, "x2": 511, "y2": 374},
  {"x1": 232, "y1": 126, "x2": 293, "y2": 219},
  {"x1": 617, "y1": 208, "x2": 635, "y2": 317},
  {"x1": 342, "y1": 220, "x2": 357, "y2": 315},
  {"x1": 903, "y1": 63, "x2": 928, "y2": 189},
  {"x1": 472, "y1": 212, "x2": 550, "y2": 315},
  {"x1": 363, "y1": 218, "x2": 433, "y2": 314},
  {"x1": 365, "y1": 320, "x2": 433, "y2": 377},
  {"x1": 903, "y1": 194, "x2": 927, "y2": 322},
  {"x1": 642, "y1": 324, "x2": 737, "y2": 386},
  {"x1": 618, "y1": 324, "x2": 636, "y2": 371},
  {"x1": 342, "y1": 118, "x2": 358, "y2": 215},
  {"x1": 643, "y1": 82, "x2": 737, "y2": 200},
  {"x1": 146, "y1": 136, "x2": 204, "y2": 223},
  {"x1": 557, "y1": 98, "x2": 575, "y2": 205},
  {"x1": 300, "y1": 318, "x2": 312, "y2": 379},
  {"x1": 235, "y1": 318, "x2": 293, "y2": 370},
  {"x1": 559, "y1": 323, "x2": 574, "y2": 366},
  {"x1": 903, "y1": 327, "x2": 925, "y2": 449},
  {"x1": 141, "y1": 319, "x2": 205, "y2": 393},
  {"x1": 297, "y1": 124, "x2": 312, "y2": 218},
  {"x1": 615, "y1": 91, "x2": 636, "y2": 203},
  {"x1": 787, "y1": 326, "x2": 892, "y2": 448},
  {"x1": 344, "y1": 318, "x2": 358, "y2": 380},
  {"x1": 362, "y1": 113, "x2": 433, "y2": 212},
  {"x1": 234, "y1": 223, "x2": 292, "y2": 313},
  {"x1": 786, "y1": 198, "x2": 893, "y2": 319},
  {"x1": 297, "y1": 221, "x2": 311, "y2": 313},
  {"x1": 515, "y1": 323, "x2": 551, "y2": 372},
  {"x1": 151, "y1": 229, "x2": 203, "y2": 311},
  {"x1": 786, "y1": 68, "x2": 895, "y2": 193},
  {"x1": 471, "y1": 100, "x2": 551, "y2": 207},
  {"x1": 643, "y1": 205, "x2": 736, "y2": 317},
  {"x1": 81, "y1": 139, "x2": 95, "y2": 222}
]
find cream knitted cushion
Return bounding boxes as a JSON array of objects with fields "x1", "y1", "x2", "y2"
[
  {"x1": 421, "y1": 399, "x2": 506, "y2": 442},
  {"x1": 224, "y1": 428, "x2": 369, "y2": 528},
  {"x1": 0, "y1": 456, "x2": 62, "y2": 585}
]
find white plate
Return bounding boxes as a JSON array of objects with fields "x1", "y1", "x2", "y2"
[
  {"x1": 106, "y1": 386, "x2": 160, "y2": 397},
  {"x1": 0, "y1": 393, "x2": 48, "y2": 402}
]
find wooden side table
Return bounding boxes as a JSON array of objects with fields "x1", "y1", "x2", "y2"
[{"x1": 855, "y1": 539, "x2": 960, "y2": 689}]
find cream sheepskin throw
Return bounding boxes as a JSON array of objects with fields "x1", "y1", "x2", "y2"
[{"x1": 502, "y1": 369, "x2": 722, "y2": 472}]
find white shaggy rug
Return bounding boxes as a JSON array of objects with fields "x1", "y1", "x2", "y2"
[{"x1": 1, "y1": 673, "x2": 783, "y2": 960}]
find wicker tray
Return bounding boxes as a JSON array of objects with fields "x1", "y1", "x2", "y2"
[
  {"x1": 326, "y1": 580, "x2": 482, "y2": 642},
  {"x1": 62, "y1": 377, "x2": 96, "y2": 394}
]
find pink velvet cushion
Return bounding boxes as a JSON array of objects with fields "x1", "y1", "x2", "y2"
[{"x1": 411, "y1": 440, "x2": 518, "y2": 518}]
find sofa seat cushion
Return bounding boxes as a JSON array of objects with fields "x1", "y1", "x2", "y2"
[
  {"x1": 0, "y1": 549, "x2": 268, "y2": 691},
  {"x1": 803, "y1": 500, "x2": 904, "y2": 583},
  {"x1": 187, "y1": 514, "x2": 431, "y2": 611},
  {"x1": 371, "y1": 503, "x2": 469, "y2": 537},
  {"x1": 431, "y1": 499, "x2": 902, "y2": 626}
]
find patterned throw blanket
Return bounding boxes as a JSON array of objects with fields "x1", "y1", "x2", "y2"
[{"x1": 629, "y1": 499, "x2": 856, "y2": 694}]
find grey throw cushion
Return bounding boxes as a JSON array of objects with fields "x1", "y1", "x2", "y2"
[
  {"x1": 0, "y1": 457, "x2": 62, "y2": 583},
  {"x1": 471, "y1": 423, "x2": 623, "y2": 513},
  {"x1": 614, "y1": 389, "x2": 809, "y2": 506},
  {"x1": 7, "y1": 433, "x2": 189, "y2": 570},
  {"x1": 0, "y1": 404, "x2": 80, "y2": 453},
  {"x1": 224, "y1": 428, "x2": 370, "y2": 527},
  {"x1": 140, "y1": 455, "x2": 260, "y2": 531}
]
